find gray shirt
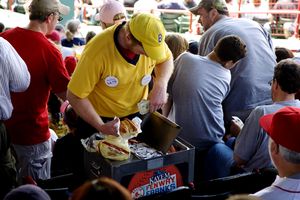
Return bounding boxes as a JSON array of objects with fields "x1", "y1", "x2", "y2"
[
  {"x1": 168, "y1": 53, "x2": 230, "y2": 150},
  {"x1": 198, "y1": 17, "x2": 277, "y2": 121},
  {"x1": 234, "y1": 100, "x2": 300, "y2": 171},
  {"x1": 0, "y1": 37, "x2": 30, "y2": 120}
]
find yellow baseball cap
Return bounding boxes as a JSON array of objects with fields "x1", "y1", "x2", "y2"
[{"x1": 129, "y1": 13, "x2": 167, "y2": 61}]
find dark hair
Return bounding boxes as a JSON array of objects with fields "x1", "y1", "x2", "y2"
[
  {"x1": 214, "y1": 35, "x2": 247, "y2": 63},
  {"x1": 188, "y1": 40, "x2": 199, "y2": 55},
  {"x1": 85, "y1": 31, "x2": 96, "y2": 44},
  {"x1": 274, "y1": 59, "x2": 300, "y2": 94},
  {"x1": 0, "y1": 22, "x2": 5, "y2": 33},
  {"x1": 275, "y1": 47, "x2": 294, "y2": 63},
  {"x1": 70, "y1": 177, "x2": 132, "y2": 200}
]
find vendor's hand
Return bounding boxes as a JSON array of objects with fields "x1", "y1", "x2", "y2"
[
  {"x1": 99, "y1": 118, "x2": 120, "y2": 136},
  {"x1": 148, "y1": 88, "x2": 168, "y2": 113}
]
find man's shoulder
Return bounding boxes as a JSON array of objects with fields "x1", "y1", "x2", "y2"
[{"x1": 252, "y1": 104, "x2": 279, "y2": 115}]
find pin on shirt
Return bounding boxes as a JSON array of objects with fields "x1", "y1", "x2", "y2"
[
  {"x1": 105, "y1": 76, "x2": 118, "y2": 87},
  {"x1": 141, "y1": 74, "x2": 151, "y2": 86}
]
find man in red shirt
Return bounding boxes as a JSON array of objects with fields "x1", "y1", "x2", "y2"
[{"x1": 0, "y1": 0, "x2": 70, "y2": 180}]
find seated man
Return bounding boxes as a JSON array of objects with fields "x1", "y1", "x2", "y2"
[
  {"x1": 163, "y1": 35, "x2": 247, "y2": 181},
  {"x1": 234, "y1": 59, "x2": 300, "y2": 172},
  {"x1": 253, "y1": 106, "x2": 300, "y2": 199}
]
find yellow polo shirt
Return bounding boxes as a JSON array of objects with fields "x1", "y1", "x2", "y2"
[{"x1": 68, "y1": 24, "x2": 171, "y2": 117}]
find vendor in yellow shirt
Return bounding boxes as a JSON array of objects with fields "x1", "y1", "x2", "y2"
[{"x1": 67, "y1": 13, "x2": 174, "y2": 137}]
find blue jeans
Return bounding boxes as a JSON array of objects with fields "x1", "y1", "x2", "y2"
[{"x1": 203, "y1": 143, "x2": 234, "y2": 180}]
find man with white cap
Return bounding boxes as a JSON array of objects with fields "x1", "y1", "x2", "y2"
[
  {"x1": 67, "y1": 13, "x2": 173, "y2": 137},
  {"x1": 190, "y1": 0, "x2": 276, "y2": 127},
  {"x1": 0, "y1": 0, "x2": 70, "y2": 180},
  {"x1": 95, "y1": 0, "x2": 127, "y2": 30},
  {"x1": 253, "y1": 106, "x2": 300, "y2": 200}
]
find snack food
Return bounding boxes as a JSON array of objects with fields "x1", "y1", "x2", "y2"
[
  {"x1": 119, "y1": 118, "x2": 140, "y2": 139},
  {"x1": 99, "y1": 136, "x2": 131, "y2": 161},
  {"x1": 99, "y1": 118, "x2": 141, "y2": 160}
]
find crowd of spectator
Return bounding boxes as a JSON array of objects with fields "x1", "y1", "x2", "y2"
[{"x1": 1, "y1": 0, "x2": 300, "y2": 199}]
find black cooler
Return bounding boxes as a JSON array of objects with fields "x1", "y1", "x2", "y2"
[{"x1": 83, "y1": 112, "x2": 195, "y2": 199}]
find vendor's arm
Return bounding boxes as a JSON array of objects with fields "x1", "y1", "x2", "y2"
[
  {"x1": 148, "y1": 57, "x2": 174, "y2": 112},
  {"x1": 67, "y1": 90, "x2": 119, "y2": 136}
]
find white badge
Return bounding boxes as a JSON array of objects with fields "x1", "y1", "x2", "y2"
[
  {"x1": 141, "y1": 75, "x2": 152, "y2": 86},
  {"x1": 105, "y1": 76, "x2": 118, "y2": 87}
]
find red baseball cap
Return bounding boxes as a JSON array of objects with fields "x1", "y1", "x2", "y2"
[{"x1": 259, "y1": 106, "x2": 300, "y2": 153}]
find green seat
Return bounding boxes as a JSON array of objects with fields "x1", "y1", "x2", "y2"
[
  {"x1": 160, "y1": 13, "x2": 182, "y2": 32},
  {"x1": 175, "y1": 15, "x2": 190, "y2": 33}
]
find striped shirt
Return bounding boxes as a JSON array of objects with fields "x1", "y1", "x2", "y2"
[{"x1": 0, "y1": 37, "x2": 30, "y2": 120}]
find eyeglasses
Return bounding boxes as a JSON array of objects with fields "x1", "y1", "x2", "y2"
[
  {"x1": 58, "y1": 15, "x2": 63, "y2": 22},
  {"x1": 268, "y1": 79, "x2": 274, "y2": 86},
  {"x1": 51, "y1": 12, "x2": 63, "y2": 22},
  {"x1": 56, "y1": 13, "x2": 63, "y2": 22}
]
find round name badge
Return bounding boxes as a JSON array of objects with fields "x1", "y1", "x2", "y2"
[
  {"x1": 105, "y1": 76, "x2": 118, "y2": 87},
  {"x1": 141, "y1": 75, "x2": 152, "y2": 86}
]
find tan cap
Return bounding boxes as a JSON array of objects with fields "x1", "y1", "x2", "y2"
[
  {"x1": 29, "y1": 0, "x2": 70, "y2": 16},
  {"x1": 189, "y1": 0, "x2": 228, "y2": 15}
]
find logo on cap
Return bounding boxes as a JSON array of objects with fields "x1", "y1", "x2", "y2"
[{"x1": 158, "y1": 33, "x2": 162, "y2": 43}]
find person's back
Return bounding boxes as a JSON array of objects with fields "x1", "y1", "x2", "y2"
[
  {"x1": 0, "y1": 0, "x2": 70, "y2": 180},
  {"x1": 167, "y1": 35, "x2": 246, "y2": 182},
  {"x1": 169, "y1": 53, "x2": 230, "y2": 149},
  {"x1": 234, "y1": 59, "x2": 300, "y2": 172},
  {"x1": 168, "y1": 35, "x2": 247, "y2": 150},
  {"x1": 1, "y1": 27, "x2": 69, "y2": 147},
  {"x1": 198, "y1": 17, "x2": 276, "y2": 122}
]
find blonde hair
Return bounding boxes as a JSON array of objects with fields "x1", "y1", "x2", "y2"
[
  {"x1": 65, "y1": 30, "x2": 74, "y2": 41},
  {"x1": 165, "y1": 33, "x2": 188, "y2": 60}
]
